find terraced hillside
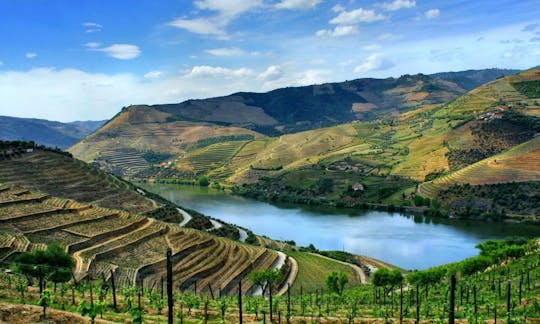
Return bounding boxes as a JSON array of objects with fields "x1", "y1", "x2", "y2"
[
  {"x1": 69, "y1": 105, "x2": 264, "y2": 165},
  {"x1": 0, "y1": 149, "x2": 154, "y2": 214},
  {"x1": 0, "y1": 184, "x2": 286, "y2": 294},
  {"x1": 418, "y1": 136, "x2": 540, "y2": 199}
]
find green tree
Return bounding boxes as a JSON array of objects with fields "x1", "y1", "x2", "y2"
[
  {"x1": 325, "y1": 271, "x2": 348, "y2": 296},
  {"x1": 372, "y1": 268, "x2": 403, "y2": 295},
  {"x1": 248, "y1": 269, "x2": 283, "y2": 296},
  {"x1": 13, "y1": 244, "x2": 74, "y2": 293},
  {"x1": 196, "y1": 175, "x2": 210, "y2": 186}
]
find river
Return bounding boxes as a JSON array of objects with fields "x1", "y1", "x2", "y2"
[{"x1": 141, "y1": 183, "x2": 540, "y2": 270}]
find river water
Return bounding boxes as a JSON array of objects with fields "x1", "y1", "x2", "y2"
[{"x1": 141, "y1": 183, "x2": 540, "y2": 270}]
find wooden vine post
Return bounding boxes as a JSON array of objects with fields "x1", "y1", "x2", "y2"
[
  {"x1": 110, "y1": 269, "x2": 117, "y2": 311},
  {"x1": 449, "y1": 274, "x2": 456, "y2": 324},
  {"x1": 238, "y1": 280, "x2": 243, "y2": 324},
  {"x1": 166, "y1": 248, "x2": 174, "y2": 324}
]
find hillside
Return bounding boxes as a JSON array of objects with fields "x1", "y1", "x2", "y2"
[
  {"x1": 431, "y1": 68, "x2": 520, "y2": 90},
  {"x1": 155, "y1": 73, "x2": 464, "y2": 135},
  {"x1": 171, "y1": 68, "x2": 540, "y2": 218},
  {"x1": 0, "y1": 115, "x2": 105, "y2": 149}
]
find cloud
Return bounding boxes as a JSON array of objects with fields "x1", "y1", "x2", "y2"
[
  {"x1": 205, "y1": 47, "x2": 245, "y2": 56},
  {"x1": 82, "y1": 22, "x2": 102, "y2": 33},
  {"x1": 354, "y1": 54, "x2": 394, "y2": 74},
  {"x1": 380, "y1": 0, "x2": 415, "y2": 11},
  {"x1": 330, "y1": 8, "x2": 385, "y2": 25},
  {"x1": 168, "y1": 17, "x2": 226, "y2": 37},
  {"x1": 168, "y1": 0, "x2": 261, "y2": 37},
  {"x1": 144, "y1": 71, "x2": 163, "y2": 79},
  {"x1": 522, "y1": 23, "x2": 539, "y2": 32},
  {"x1": 84, "y1": 42, "x2": 101, "y2": 48},
  {"x1": 275, "y1": 0, "x2": 322, "y2": 10},
  {"x1": 332, "y1": 4, "x2": 345, "y2": 12},
  {"x1": 25, "y1": 53, "x2": 37, "y2": 59},
  {"x1": 316, "y1": 25, "x2": 358, "y2": 37},
  {"x1": 96, "y1": 44, "x2": 141, "y2": 60},
  {"x1": 425, "y1": 9, "x2": 440, "y2": 19},
  {"x1": 258, "y1": 65, "x2": 283, "y2": 81},
  {"x1": 297, "y1": 69, "x2": 331, "y2": 86},
  {"x1": 184, "y1": 65, "x2": 254, "y2": 78},
  {"x1": 0, "y1": 61, "x2": 3, "y2": 67}
]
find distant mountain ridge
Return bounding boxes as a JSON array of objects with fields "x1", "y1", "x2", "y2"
[
  {"x1": 431, "y1": 68, "x2": 521, "y2": 90},
  {"x1": 0, "y1": 116, "x2": 106, "y2": 149},
  {"x1": 146, "y1": 73, "x2": 467, "y2": 135}
]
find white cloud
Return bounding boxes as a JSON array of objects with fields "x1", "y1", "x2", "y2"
[
  {"x1": 84, "y1": 42, "x2": 101, "y2": 48},
  {"x1": 425, "y1": 9, "x2": 440, "y2": 19},
  {"x1": 25, "y1": 53, "x2": 37, "y2": 59},
  {"x1": 205, "y1": 47, "x2": 245, "y2": 56},
  {"x1": 82, "y1": 22, "x2": 102, "y2": 33},
  {"x1": 258, "y1": 65, "x2": 283, "y2": 81},
  {"x1": 144, "y1": 71, "x2": 163, "y2": 79},
  {"x1": 168, "y1": 0, "x2": 262, "y2": 37},
  {"x1": 330, "y1": 8, "x2": 385, "y2": 25},
  {"x1": 297, "y1": 69, "x2": 331, "y2": 86},
  {"x1": 354, "y1": 54, "x2": 394, "y2": 74},
  {"x1": 184, "y1": 65, "x2": 254, "y2": 78},
  {"x1": 332, "y1": 4, "x2": 345, "y2": 12},
  {"x1": 380, "y1": 0, "x2": 415, "y2": 11},
  {"x1": 275, "y1": 0, "x2": 322, "y2": 10},
  {"x1": 97, "y1": 44, "x2": 141, "y2": 60},
  {"x1": 168, "y1": 17, "x2": 226, "y2": 37},
  {"x1": 316, "y1": 25, "x2": 358, "y2": 37},
  {"x1": 194, "y1": 0, "x2": 262, "y2": 18}
]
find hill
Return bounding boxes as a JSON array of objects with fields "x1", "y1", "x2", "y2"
[
  {"x1": 0, "y1": 116, "x2": 105, "y2": 149},
  {"x1": 431, "y1": 68, "x2": 520, "y2": 90},
  {"x1": 170, "y1": 68, "x2": 540, "y2": 218},
  {"x1": 142, "y1": 73, "x2": 466, "y2": 136},
  {"x1": 0, "y1": 144, "x2": 296, "y2": 294}
]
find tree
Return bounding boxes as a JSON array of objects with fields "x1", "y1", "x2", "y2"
[
  {"x1": 13, "y1": 244, "x2": 74, "y2": 294},
  {"x1": 372, "y1": 268, "x2": 403, "y2": 294},
  {"x1": 196, "y1": 175, "x2": 210, "y2": 187},
  {"x1": 325, "y1": 271, "x2": 348, "y2": 296},
  {"x1": 248, "y1": 269, "x2": 283, "y2": 296}
]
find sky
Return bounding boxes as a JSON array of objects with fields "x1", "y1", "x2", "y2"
[{"x1": 0, "y1": 0, "x2": 539, "y2": 122}]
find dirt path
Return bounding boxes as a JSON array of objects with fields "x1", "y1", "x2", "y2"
[
  {"x1": 237, "y1": 227, "x2": 248, "y2": 242},
  {"x1": 0, "y1": 301, "x2": 115, "y2": 323},
  {"x1": 277, "y1": 254, "x2": 298, "y2": 296},
  {"x1": 176, "y1": 207, "x2": 192, "y2": 227},
  {"x1": 310, "y1": 253, "x2": 367, "y2": 284},
  {"x1": 208, "y1": 218, "x2": 223, "y2": 231},
  {"x1": 72, "y1": 218, "x2": 155, "y2": 274}
]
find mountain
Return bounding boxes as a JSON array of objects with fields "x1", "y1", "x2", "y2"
[
  {"x1": 144, "y1": 73, "x2": 465, "y2": 135},
  {"x1": 430, "y1": 68, "x2": 520, "y2": 91},
  {"x1": 0, "y1": 144, "x2": 287, "y2": 291},
  {"x1": 70, "y1": 72, "x2": 472, "y2": 176},
  {"x1": 0, "y1": 116, "x2": 106, "y2": 149}
]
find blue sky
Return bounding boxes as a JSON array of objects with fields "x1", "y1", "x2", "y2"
[{"x1": 0, "y1": 0, "x2": 539, "y2": 122}]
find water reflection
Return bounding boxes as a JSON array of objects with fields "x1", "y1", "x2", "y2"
[{"x1": 141, "y1": 183, "x2": 540, "y2": 270}]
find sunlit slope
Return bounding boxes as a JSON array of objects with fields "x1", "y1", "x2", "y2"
[
  {"x1": 0, "y1": 185, "x2": 282, "y2": 294},
  {"x1": 69, "y1": 105, "x2": 264, "y2": 164},
  {"x1": 174, "y1": 68, "x2": 540, "y2": 184},
  {"x1": 0, "y1": 150, "x2": 154, "y2": 214},
  {"x1": 418, "y1": 136, "x2": 540, "y2": 198}
]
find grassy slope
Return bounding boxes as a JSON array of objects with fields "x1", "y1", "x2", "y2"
[
  {"x1": 285, "y1": 251, "x2": 361, "y2": 293},
  {"x1": 419, "y1": 136, "x2": 540, "y2": 198},
  {"x1": 69, "y1": 105, "x2": 264, "y2": 163},
  {"x1": 181, "y1": 68, "x2": 539, "y2": 186}
]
